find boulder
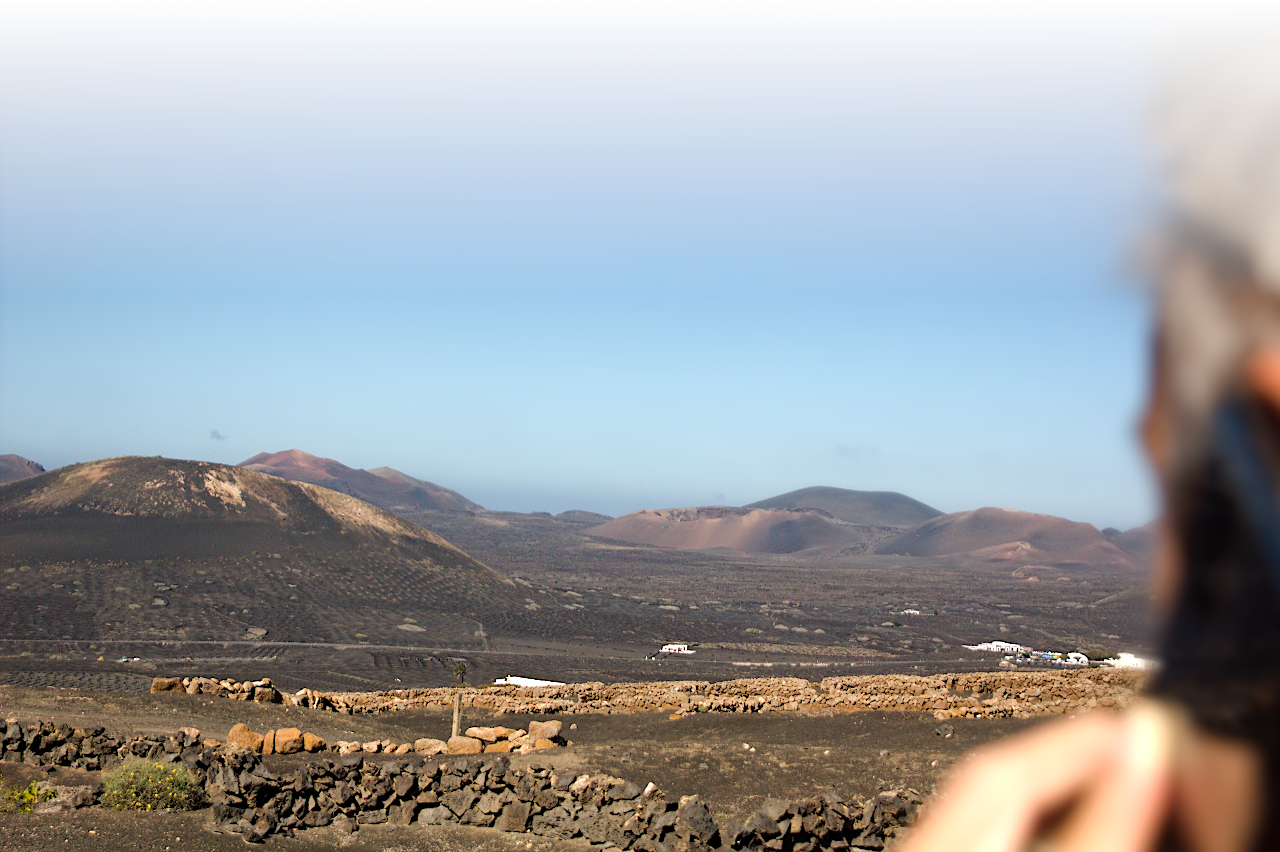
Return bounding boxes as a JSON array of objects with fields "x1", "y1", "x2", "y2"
[
  {"x1": 465, "y1": 726, "x2": 498, "y2": 743},
  {"x1": 226, "y1": 723, "x2": 264, "y2": 753},
  {"x1": 484, "y1": 741, "x2": 513, "y2": 754},
  {"x1": 414, "y1": 737, "x2": 447, "y2": 756},
  {"x1": 394, "y1": 743, "x2": 414, "y2": 755},
  {"x1": 262, "y1": 729, "x2": 276, "y2": 754},
  {"x1": 302, "y1": 732, "x2": 327, "y2": 752},
  {"x1": 447, "y1": 736, "x2": 483, "y2": 755},
  {"x1": 275, "y1": 727, "x2": 304, "y2": 754},
  {"x1": 253, "y1": 686, "x2": 281, "y2": 703},
  {"x1": 150, "y1": 676, "x2": 184, "y2": 693},
  {"x1": 533, "y1": 738, "x2": 557, "y2": 751},
  {"x1": 528, "y1": 720, "x2": 562, "y2": 741}
]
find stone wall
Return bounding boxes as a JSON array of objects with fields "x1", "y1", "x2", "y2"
[
  {"x1": 2, "y1": 716, "x2": 919, "y2": 850},
  {"x1": 170, "y1": 670, "x2": 1145, "y2": 719}
]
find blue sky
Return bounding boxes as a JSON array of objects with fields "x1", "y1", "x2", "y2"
[{"x1": 2, "y1": 2, "x2": 1261, "y2": 528}]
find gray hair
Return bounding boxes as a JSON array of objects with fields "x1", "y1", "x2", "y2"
[{"x1": 1150, "y1": 45, "x2": 1280, "y2": 467}]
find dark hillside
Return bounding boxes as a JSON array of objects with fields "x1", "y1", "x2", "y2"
[{"x1": 0, "y1": 456, "x2": 520, "y2": 646}]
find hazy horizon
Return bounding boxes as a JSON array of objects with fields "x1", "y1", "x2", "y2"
[{"x1": 5, "y1": 2, "x2": 1265, "y2": 531}]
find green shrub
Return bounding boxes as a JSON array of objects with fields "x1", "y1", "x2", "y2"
[
  {"x1": 100, "y1": 759, "x2": 203, "y2": 811},
  {"x1": 1, "y1": 773, "x2": 56, "y2": 813}
]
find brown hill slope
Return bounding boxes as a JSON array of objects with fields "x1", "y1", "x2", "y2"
[
  {"x1": 747, "y1": 486, "x2": 942, "y2": 527},
  {"x1": 1104, "y1": 522, "x2": 1158, "y2": 564},
  {"x1": 0, "y1": 456, "x2": 520, "y2": 644},
  {"x1": 874, "y1": 507, "x2": 1140, "y2": 572},
  {"x1": 0, "y1": 454, "x2": 45, "y2": 485},
  {"x1": 239, "y1": 449, "x2": 480, "y2": 512},
  {"x1": 588, "y1": 506, "x2": 890, "y2": 555}
]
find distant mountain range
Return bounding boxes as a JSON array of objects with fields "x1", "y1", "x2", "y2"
[
  {"x1": 588, "y1": 489, "x2": 1148, "y2": 572},
  {"x1": 587, "y1": 505, "x2": 893, "y2": 556},
  {"x1": 239, "y1": 449, "x2": 481, "y2": 513},
  {"x1": 0, "y1": 449, "x2": 1153, "y2": 571}
]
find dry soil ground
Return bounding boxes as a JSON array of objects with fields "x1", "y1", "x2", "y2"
[{"x1": 0, "y1": 683, "x2": 1044, "y2": 851}]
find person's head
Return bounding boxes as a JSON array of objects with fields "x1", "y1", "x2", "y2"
[{"x1": 1142, "y1": 44, "x2": 1280, "y2": 771}]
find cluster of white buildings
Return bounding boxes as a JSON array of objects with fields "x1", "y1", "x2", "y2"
[
  {"x1": 963, "y1": 641, "x2": 1089, "y2": 666},
  {"x1": 964, "y1": 641, "x2": 1160, "y2": 669}
]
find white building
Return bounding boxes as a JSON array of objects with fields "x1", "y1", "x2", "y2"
[
  {"x1": 963, "y1": 641, "x2": 1026, "y2": 655},
  {"x1": 493, "y1": 676, "x2": 565, "y2": 687},
  {"x1": 1103, "y1": 652, "x2": 1156, "y2": 670}
]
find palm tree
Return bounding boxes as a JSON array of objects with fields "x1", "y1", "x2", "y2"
[{"x1": 453, "y1": 661, "x2": 467, "y2": 684}]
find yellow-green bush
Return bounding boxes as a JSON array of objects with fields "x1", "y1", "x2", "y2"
[
  {"x1": 0, "y1": 773, "x2": 56, "y2": 813},
  {"x1": 100, "y1": 759, "x2": 203, "y2": 811}
]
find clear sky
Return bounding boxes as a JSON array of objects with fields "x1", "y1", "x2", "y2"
[{"x1": 1, "y1": 2, "x2": 1269, "y2": 529}]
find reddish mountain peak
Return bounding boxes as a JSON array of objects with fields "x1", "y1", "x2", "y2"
[
  {"x1": 237, "y1": 450, "x2": 480, "y2": 513},
  {"x1": 239, "y1": 449, "x2": 346, "y2": 473}
]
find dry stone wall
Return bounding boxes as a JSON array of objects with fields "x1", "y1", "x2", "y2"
[
  {"x1": 167, "y1": 670, "x2": 1145, "y2": 719},
  {"x1": 3, "y1": 716, "x2": 919, "y2": 850}
]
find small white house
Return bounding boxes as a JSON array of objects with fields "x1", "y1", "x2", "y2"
[
  {"x1": 660, "y1": 643, "x2": 695, "y2": 654},
  {"x1": 1104, "y1": 652, "x2": 1156, "y2": 670},
  {"x1": 493, "y1": 676, "x2": 565, "y2": 687},
  {"x1": 963, "y1": 641, "x2": 1026, "y2": 655},
  {"x1": 1067, "y1": 652, "x2": 1089, "y2": 665}
]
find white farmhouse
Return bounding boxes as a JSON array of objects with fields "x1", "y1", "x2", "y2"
[
  {"x1": 493, "y1": 675, "x2": 566, "y2": 687},
  {"x1": 963, "y1": 641, "x2": 1027, "y2": 655}
]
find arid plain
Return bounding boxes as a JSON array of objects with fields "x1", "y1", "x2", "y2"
[{"x1": 0, "y1": 451, "x2": 1154, "y2": 849}]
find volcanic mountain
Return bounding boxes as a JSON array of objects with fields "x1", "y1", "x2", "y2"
[
  {"x1": 874, "y1": 507, "x2": 1142, "y2": 572},
  {"x1": 239, "y1": 449, "x2": 480, "y2": 512},
  {"x1": 587, "y1": 505, "x2": 892, "y2": 555},
  {"x1": 0, "y1": 456, "x2": 520, "y2": 645},
  {"x1": 747, "y1": 486, "x2": 942, "y2": 527},
  {"x1": 0, "y1": 454, "x2": 45, "y2": 485},
  {"x1": 1104, "y1": 522, "x2": 1158, "y2": 563}
]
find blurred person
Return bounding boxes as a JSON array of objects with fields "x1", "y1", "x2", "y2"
[{"x1": 900, "y1": 50, "x2": 1280, "y2": 852}]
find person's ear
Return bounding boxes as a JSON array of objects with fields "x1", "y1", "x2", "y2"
[{"x1": 1246, "y1": 347, "x2": 1280, "y2": 414}]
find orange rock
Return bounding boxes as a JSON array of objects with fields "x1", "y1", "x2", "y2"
[
  {"x1": 533, "y1": 738, "x2": 557, "y2": 750},
  {"x1": 447, "y1": 736, "x2": 483, "y2": 755},
  {"x1": 275, "y1": 727, "x2": 304, "y2": 754},
  {"x1": 528, "y1": 720, "x2": 562, "y2": 740},
  {"x1": 302, "y1": 732, "x2": 327, "y2": 752},
  {"x1": 262, "y1": 729, "x2": 276, "y2": 754},
  {"x1": 485, "y1": 741, "x2": 514, "y2": 753},
  {"x1": 226, "y1": 723, "x2": 264, "y2": 753}
]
